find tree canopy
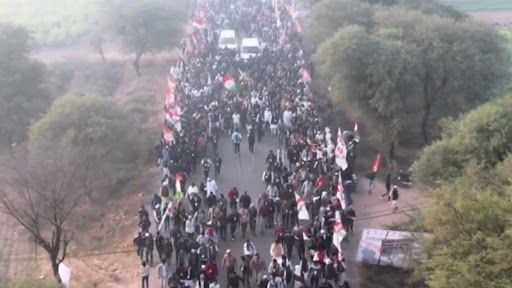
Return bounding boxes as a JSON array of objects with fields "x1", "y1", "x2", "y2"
[
  {"x1": 28, "y1": 95, "x2": 150, "y2": 193},
  {"x1": 0, "y1": 23, "x2": 50, "y2": 151},
  {"x1": 420, "y1": 153, "x2": 512, "y2": 288},
  {"x1": 414, "y1": 94, "x2": 512, "y2": 187},
  {"x1": 103, "y1": 0, "x2": 187, "y2": 75},
  {"x1": 313, "y1": 8, "x2": 509, "y2": 146},
  {"x1": 305, "y1": 0, "x2": 377, "y2": 47}
]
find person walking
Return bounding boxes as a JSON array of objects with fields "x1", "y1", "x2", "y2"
[
  {"x1": 345, "y1": 206, "x2": 356, "y2": 234},
  {"x1": 390, "y1": 185, "x2": 399, "y2": 212},
  {"x1": 144, "y1": 232, "x2": 154, "y2": 265},
  {"x1": 239, "y1": 191, "x2": 251, "y2": 209},
  {"x1": 248, "y1": 127, "x2": 256, "y2": 153},
  {"x1": 228, "y1": 187, "x2": 240, "y2": 210},
  {"x1": 202, "y1": 157, "x2": 212, "y2": 180},
  {"x1": 231, "y1": 129, "x2": 242, "y2": 154},
  {"x1": 228, "y1": 208, "x2": 240, "y2": 241},
  {"x1": 381, "y1": 173, "x2": 391, "y2": 199},
  {"x1": 140, "y1": 261, "x2": 150, "y2": 288},
  {"x1": 214, "y1": 154, "x2": 223, "y2": 178},
  {"x1": 248, "y1": 203, "x2": 258, "y2": 236},
  {"x1": 240, "y1": 255, "x2": 251, "y2": 287},
  {"x1": 239, "y1": 206, "x2": 250, "y2": 238},
  {"x1": 222, "y1": 249, "x2": 238, "y2": 281},
  {"x1": 366, "y1": 171, "x2": 376, "y2": 194},
  {"x1": 270, "y1": 239, "x2": 284, "y2": 260},
  {"x1": 157, "y1": 259, "x2": 167, "y2": 288},
  {"x1": 251, "y1": 253, "x2": 266, "y2": 283}
]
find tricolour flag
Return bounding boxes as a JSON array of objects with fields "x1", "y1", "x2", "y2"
[
  {"x1": 192, "y1": 19, "x2": 206, "y2": 31},
  {"x1": 165, "y1": 106, "x2": 182, "y2": 132},
  {"x1": 335, "y1": 128, "x2": 348, "y2": 170},
  {"x1": 295, "y1": 193, "x2": 310, "y2": 221},
  {"x1": 371, "y1": 152, "x2": 381, "y2": 173},
  {"x1": 158, "y1": 201, "x2": 173, "y2": 232},
  {"x1": 222, "y1": 74, "x2": 237, "y2": 91}
]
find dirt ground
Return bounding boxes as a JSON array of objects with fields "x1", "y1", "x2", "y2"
[{"x1": 0, "y1": 46, "x2": 173, "y2": 287}]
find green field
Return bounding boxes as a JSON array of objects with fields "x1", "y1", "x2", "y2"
[
  {"x1": 0, "y1": 0, "x2": 103, "y2": 46},
  {"x1": 440, "y1": 0, "x2": 512, "y2": 12}
]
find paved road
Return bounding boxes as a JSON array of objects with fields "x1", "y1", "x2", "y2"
[
  {"x1": 143, "y1": 131, "x2": 424, "y2": 288},
  {"x1": 147, "y1": 131, "x2": 282, "y2": 288}
]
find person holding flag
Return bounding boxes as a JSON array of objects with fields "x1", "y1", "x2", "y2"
[{"x1": 366, "y1": 152, "x2": 381, "y2": 194}]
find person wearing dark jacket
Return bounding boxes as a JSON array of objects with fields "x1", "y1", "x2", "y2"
[
  {"x1": 228, "y1": 208, "x2": 240, "y2": 240},
  {"x1": 391, "y1": 185, "x2": 399, "y2": 212},
  {"x1": 239, "y1": 191, "x2": 251, "y2": 209}
]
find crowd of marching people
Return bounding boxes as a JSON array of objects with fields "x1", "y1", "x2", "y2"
[{"x1": 129, "y1": 0, "x2": 387, "y2": 287}]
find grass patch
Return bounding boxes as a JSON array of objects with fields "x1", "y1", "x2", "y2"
[
  {"x1": 0, "y1": 0, "x2": 103, "y2": 47},
  {"x1": 439, "y1": 0, "x2": 512, "y2": 12}
]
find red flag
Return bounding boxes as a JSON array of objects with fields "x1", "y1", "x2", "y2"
[{"x1": 371, "y1": 153, "x2": 381, "y2": 173}]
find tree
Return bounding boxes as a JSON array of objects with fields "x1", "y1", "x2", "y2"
[
  {"x1": 305, "y1": 0, "x2": 377, "y2": 47},
  {"x1": 314, "y1": 9, "x2": 510, "y2": 146},
  {"x1": 0, "y1": 23, "x2": 50, "y2": 152},
  {"x1": 0, "y1": 148, "x2": 95, "y2": 283},
  {"x1": 414, "y1": 95, "x2": 512, "y2": 187},
  {"x1": 420, "y1": 157, "x2": 512, "y2": 288},
  {"x1": 103, "y1": 0, "x2": 186, "y2": 75},
  {"x1": 87, "y1": 27, "x2": 106, "y2": 63},
  {"x1": 396, "y1": 0, "x2": 465, "y2": 19},
  {"x1": 28, "y1": 95, "x2": 150, "y2": 195}
]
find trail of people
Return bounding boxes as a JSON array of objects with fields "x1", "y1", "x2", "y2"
[{"x1": 129, "y1": 0, "x2": 416, "y2": 288}]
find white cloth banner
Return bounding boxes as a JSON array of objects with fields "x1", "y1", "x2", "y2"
[{"x1": 58, "y1": 263, "x2": 71, "y2": 288}]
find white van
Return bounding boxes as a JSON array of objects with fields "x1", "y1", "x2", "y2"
[
  {"x1": 218, "y1": 30, "x2": 238, "y2": 50},
  {"x1": 240, "y1": 38, "x2": 261, "y2": 59}
]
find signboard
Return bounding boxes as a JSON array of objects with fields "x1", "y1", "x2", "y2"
[{"x1": 356, "y1": 228, "x2": 430, "y2": 268}]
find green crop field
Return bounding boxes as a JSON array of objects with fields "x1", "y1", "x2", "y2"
[
  {"x1": 0, "y1": 0, "x2": 103, "y2": 47},
  {"x1": 440, "y1": 0, "x2": 512, "y2": 12}
]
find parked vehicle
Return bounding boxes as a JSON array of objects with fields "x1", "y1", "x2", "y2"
[{"x1": 218, "y1": 29, "x2": 238, "y2": 50}]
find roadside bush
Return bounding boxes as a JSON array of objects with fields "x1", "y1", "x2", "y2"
[{"x1": 28, "y1": 95, "x2": 151, "y2": 196}]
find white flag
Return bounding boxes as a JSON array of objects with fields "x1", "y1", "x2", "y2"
[
  {"x1": 335, "y1": 128, "x2": 348, "y2": 169},
  {"x1": 295, "y1": 193, "x2": 310, "y2": 221}
]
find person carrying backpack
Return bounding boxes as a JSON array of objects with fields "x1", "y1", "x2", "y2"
[{"x1": 231, "y1": 129, "x2": 242, "y2": 154}]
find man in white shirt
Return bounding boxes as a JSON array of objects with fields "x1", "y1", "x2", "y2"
[
  {"x1": 232, "y1": 112, "x2": 241, "y2": 131},
  {"x1": 206, "y1": 178, "x2": 218, "y2": 197},
  {"x1": 264, "y1": 107, "x2": 272, "y2": 128},
  {"x1": 157, "y1": 259, "x2": 167, "y2": 288},
  {"x1": 187, "y1": 183, "x2": 199, "y2": 196},
  {"x1": 282, "y1": 109, "x2": 292, "y2": 128},
  {"x1": 243, "y1": 239, "x2": 257, "y2": 258}
]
